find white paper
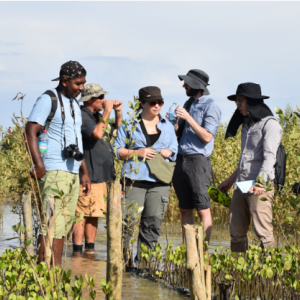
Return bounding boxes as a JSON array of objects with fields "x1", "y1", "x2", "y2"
[{"x1": 236, "y1": 180, "x2": 256, "y2": 194}]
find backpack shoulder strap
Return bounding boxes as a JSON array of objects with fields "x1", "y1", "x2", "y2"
[
  {"x1": 42, "y1": 90, "x2": 58, "y2": 131},
  {"x1": 262, "y1": 117, "x2": 278, "y2": 134},
  {"x1": 138, "y1": 114, "x2": 152, "y2": 147}
]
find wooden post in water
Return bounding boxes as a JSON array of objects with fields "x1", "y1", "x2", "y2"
[
  {"x1": 184, "y1": 224, "x2": 206, "y2": 300},
  {"x1": 45, "y1": 196, "x2": 56, "y2": 266},
  {"x1": 106, "y1": 181, "x2": 122, "y2": 300},
  {"x1": 206, "y1": 265, "x2": 212, "y2": 300},
  {"x1": 22, "y1": 191, "x2": 34, "y2": 255},
  {"x1": 197, "y1": 227, "x2": 205, "y2": 290}
]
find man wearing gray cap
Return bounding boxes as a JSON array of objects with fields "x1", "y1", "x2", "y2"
[
  {"x1": 172, "y1": 69, "x2": 221, "y2": 243},
  {"x1": 72, "y1": 83, "x2": 123, "y2": 253}
]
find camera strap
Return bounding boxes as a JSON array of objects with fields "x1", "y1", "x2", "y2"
[{"x1": 55, "y1": 88, "x2": 79, "y2": 148}]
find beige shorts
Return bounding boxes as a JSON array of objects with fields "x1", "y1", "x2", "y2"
[{"x1": 75, "y1": 182, "x2": 107, "y2": 218}]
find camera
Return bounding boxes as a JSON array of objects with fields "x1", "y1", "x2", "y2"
[{"x1": 64, "y1": 144, "x2": 84, "y2": 161}]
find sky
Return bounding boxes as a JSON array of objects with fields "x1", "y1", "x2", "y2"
[{"x1": 1, "y1": 1, "x2": 300, "y2": 129}]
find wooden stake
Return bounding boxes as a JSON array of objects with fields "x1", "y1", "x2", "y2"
[
  {"x1": 184, "y1": 224, "x2": 206, "y2": 300},
  {"x1": 197, "y1": 226, "x2": 205, "y2": 290},
  {"x1": 206, "y1": 265, "x2": 212, "y2": 300},
  {"x1": 45, "y1": 196, "x2": 56, "y2": 266},
  {"x1": 22, "y1": 191, "x2": 34, "y2": 255},
  {"x1": 106, "y1": 181, "x2": 122, "y2": 300}
]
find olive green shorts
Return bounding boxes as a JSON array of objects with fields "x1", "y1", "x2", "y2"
[{"x1": 39, "y1": 170, "x2": 79, "y2": 239}]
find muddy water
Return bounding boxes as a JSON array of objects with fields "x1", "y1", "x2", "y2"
[{"x1": 0, "y1": 205, "x2": 231, "y2": 299}]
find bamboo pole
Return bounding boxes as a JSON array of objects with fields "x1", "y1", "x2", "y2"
[
  {"x1": 45, "y1": 196, "x2": 56, "y2": 266},
  {"x1": 197, "y1": 226, "x2": 205, "y2": 289},
  {"x1": 184, "y1": 224, "x2": 206, "y2": 300},
  {"x1": 22, "y1": 191, "x2": 34, "y2": 255},
  {"x1": 106, "y1": 181, "x2": 122, "y2": 300},
  {"x1": 206, "y1": 265, "x2": 212, "y2": 300}
]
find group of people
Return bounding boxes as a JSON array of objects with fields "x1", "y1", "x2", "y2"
[{"x1": 25, "y1": 60, "x2": 283, "y2": 266}]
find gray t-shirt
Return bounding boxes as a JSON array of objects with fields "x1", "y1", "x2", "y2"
[{"x1": 80, "y1": 106, "x2": 115, "y2": 184}]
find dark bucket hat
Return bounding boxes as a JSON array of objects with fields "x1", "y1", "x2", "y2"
[
  {"x1": 138, "y1": 86, "x2": 164, "y2": 102},
  {"x1": 227, "y1": 82, "x2": 269, "y2": 101},
  {"x1": 178, "y1": 69, "x2": 210, "y2": 95}
]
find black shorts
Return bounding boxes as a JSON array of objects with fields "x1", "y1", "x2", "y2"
[{"x1": 173, "y1": 154, "x2": 211, "y2": 210}]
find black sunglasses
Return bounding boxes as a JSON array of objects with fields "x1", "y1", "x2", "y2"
[
  {"x1": 149, "y1": 101, "x2": 164, "y2": 107},
  {"x1": 97, "y1": 94, "x2": 105, "y2": 100}
]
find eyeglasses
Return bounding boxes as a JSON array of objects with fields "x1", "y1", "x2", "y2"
[
  {"x1": 149, "y1": 101, "x2": 164, "y2": 107},
  {"x1": 97, "y1": 94, "x2": 105, "y2": 100},
  {"x1": 235, "y1": 99, "x2": 246, "y2": 106}
]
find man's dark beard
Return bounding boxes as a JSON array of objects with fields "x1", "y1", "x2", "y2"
[{"x1": 186, "y1": 88, "x2": 202, "y2": 97}]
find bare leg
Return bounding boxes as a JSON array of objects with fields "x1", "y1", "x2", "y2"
[
  {"x1": 52, "y1": 237, "x2": 65, "y2": 266},
  {"x1": 37, "y1": 234, "x2": 45, "y2": 263},
  {"x1": 180, "y1": 208, "x2": 195, "y2": 244},
  {"x1": 72, "y1": 218, "x2": 87, "y2": 245},
  {"x1": 84, "y1": 217, "x2": 98, "y2": 243},
  {"x1": 197, "y1": 208, "x2": 213, "y2": 242}
]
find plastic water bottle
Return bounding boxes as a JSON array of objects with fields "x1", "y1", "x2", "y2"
[
  {"x1": 38, "y1": 130, "x2": 48, "y2": 161},
  {"x1": 168, "y1": 103, "x2": 177, "y2": 125}
]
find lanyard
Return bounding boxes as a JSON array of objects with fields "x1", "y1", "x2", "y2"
[{"x1": 55, "y1": 88, "x2": 79, "y2": 147}]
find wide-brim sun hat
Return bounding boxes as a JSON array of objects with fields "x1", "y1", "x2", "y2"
[
  {"x1": 178, "y1": 69, "x2": 210, "y2": 95},
  {"x1": 79, "y1": 83, "x2": 109, "y2": 102},
  {"x1": 227, "y1": 82, "x2": 269, "y2": 101}
]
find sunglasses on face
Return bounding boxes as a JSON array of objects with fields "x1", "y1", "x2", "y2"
[
  {"x1": 149, "y1": 101, "x2": 164, "y2": 107},
  {"x1": 97, "y1": 94, "x2": 105, "y2": 100}
]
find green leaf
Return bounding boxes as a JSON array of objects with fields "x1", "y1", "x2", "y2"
[
  {"x1": 51, "y1": 188, "x2": 59, "y2": 194},
  {"x1": 290, "y1": 133, "x2": 300, "y2": 139},
  {"x1": 259, "y1": 197, "x2": 268, "y2": 202},
  {"x1": 101, "y1": 279, "x2": 106, "y2": 287},
  {"x1": 274, "y1": 107, "x2": 283, "y2": 114},
  {"x1": 266, "y1": 268, "x2": 273, "y2": 278},
  {"x1": 65, "y1": 283, "x2": 70, "y2": 292}
]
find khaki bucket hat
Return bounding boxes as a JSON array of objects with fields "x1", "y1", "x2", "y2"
[
  {"x1": 178, "y1": 69, "x2": 210, "y2": 95},
  {"x1": 79, "y1": 83, "x2": 109, "y2": 102}
]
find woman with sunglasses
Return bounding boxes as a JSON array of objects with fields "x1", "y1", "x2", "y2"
[
  {"x1": 113, "y1": 86, "x2": 178, "y2": 263},
  {"x1": 218, "y1": 82, "x2": 283, "y2": 254}
]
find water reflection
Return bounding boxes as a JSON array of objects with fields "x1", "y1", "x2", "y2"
[{"x1": 0, "y1": 204, "x2": 232, "y2": 299}]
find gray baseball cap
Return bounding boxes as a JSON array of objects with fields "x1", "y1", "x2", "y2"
[
  {"x1": 178, "y1": 69, "x2": 210, "y2": 95},
  {"x1": 79, "y1": 83, "x2": 109, "y2": 102}
]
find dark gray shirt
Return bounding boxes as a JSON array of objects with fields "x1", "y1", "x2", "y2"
[{"x1": 80, "y1": 106, "x2": 115, "y2": 184}]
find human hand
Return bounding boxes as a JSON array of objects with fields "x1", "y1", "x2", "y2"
[
  {"x1": 136, "y1": 148, "x2": 157, "y2": 160},
  {"x1": 248, "y1": 183, "x2": 265, "y2": 196},
  {"x1": 102, "y1": 100, "x2": 114, "y2": 112},
  {"x1": 81, "y1": 173, "x2": 91, "y2": 196},
  {"x1": 218, "y1": 179, "x2": 234, "y2": 192},
  {"x1": 113, "y1": 100, "x2": 123, "y2": 111},
  {"x1": 160, "y1": 149, "x2": 173, "y2": 158},
  {"x1": 30, "y1": 163, "x2": 46, "y2": 180},
  {"x1": 166, "y1": 112, "x2": 179, "y2": 132},
  {"x1": 175, "y1": 105, "x2": 190, "y2": 121}
]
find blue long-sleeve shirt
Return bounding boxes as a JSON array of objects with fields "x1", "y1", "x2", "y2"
[
  {"x1": 178, "y1": 95, "x2": 221, "y2": 157},
  {"x1": 113, "y1": 115, "x2": 178, "y2": 182}
]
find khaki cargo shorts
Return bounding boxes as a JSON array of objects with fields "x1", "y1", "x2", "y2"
[
  {"x1": 75, "y1": 182, "x2": 107, "y2": 218},
  {"x1": 39, "y1": 170, "x2": 79, "y2": 239}
]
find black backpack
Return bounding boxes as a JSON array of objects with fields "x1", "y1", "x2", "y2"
[{"x1": 262, "y1": 118, "x2": 286, "y2": 190}]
